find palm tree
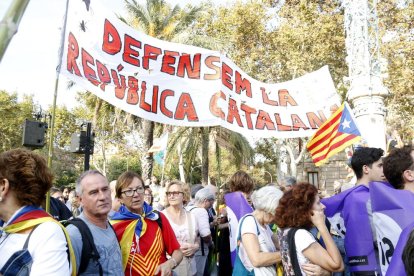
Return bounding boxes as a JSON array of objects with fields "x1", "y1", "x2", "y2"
[
  {"x1": 167, "y1": 126, "x2": 254, "y2": 185},
  {"x1": 122, "y1": 0, "x2": 204, "y2": 180}
]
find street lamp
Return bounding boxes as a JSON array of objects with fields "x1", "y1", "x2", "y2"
[{"x1": 263, "y1": 170, "x2": 273, "y2": 183}]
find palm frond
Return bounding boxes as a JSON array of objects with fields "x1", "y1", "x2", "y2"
[{"x1": 124, "y1": 0, "x2": 151, "y2": 32}]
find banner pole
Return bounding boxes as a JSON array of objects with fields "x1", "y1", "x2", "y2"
[
  {"x1": 0, "y1": 0, "x2": 30, "y2": 62},
  {"x1": 46, "y1": 0, "x2": 70, "y2": 213}
]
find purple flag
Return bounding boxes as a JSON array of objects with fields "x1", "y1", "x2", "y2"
[
  {"x1": 322, "y1": 185, "x2": 379, "y2": 273},
  {"x1": 386, "y1": 221, "x2": 414, "y2": 276},
  {"x1": 225, "y1": 191, "x2": 253, "y2": 266},
  {"x1": 369, "y1": 181, "x2": 414, "y2": 275}
]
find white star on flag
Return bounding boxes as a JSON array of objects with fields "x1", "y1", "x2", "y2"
[{"x1": 341, "y1": 119, "x2": 351, "y2": 129}]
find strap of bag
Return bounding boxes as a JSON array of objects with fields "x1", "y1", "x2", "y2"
[
  {"x1": 186, "y1": 211, "x2": 194, "y2": 243},
  {"x1": 24, "y1": 222, "x2": 73, "y2": 273},
  {"x1": 237, "y1": 214, "x2": 260, "y2": 247},
  {"x1": 23, "y1": 224, "x2": 40, "y2": 249},
  {"x1": 233, "y1": 214, "x2": 259, "y2": 275},
  {"x1": 287, "y1": 228, "x2": 303, "y2": 276},
  {"x1": 153, "y1": 210, "x2": 163, "y2": 230},
  {"x1": 189, "y1": 206, "x2": 206, "y2": 255},
  {"x1": 66, "y1": 218, "x2": 103, "y2": 276}
]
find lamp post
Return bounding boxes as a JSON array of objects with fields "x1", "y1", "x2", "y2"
[
  {"x1": 263, "y1": 170, "x2": 273, "y2": 183},
  {"x1": 344, "y1": 0, "x2": 388, "y2": 150}
]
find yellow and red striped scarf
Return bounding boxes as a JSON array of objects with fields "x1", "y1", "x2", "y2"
[
  {"x1": 1, "y1": 206, "x2": 77, "y2": 276},
  {"x1": 110, "y1": 203, "x2": 160, "y2": 272}
]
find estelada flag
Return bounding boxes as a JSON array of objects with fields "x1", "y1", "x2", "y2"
[
  {"x1": 307, "y1": 102, "x2": 361, "y2": 166},
  {"x1": 148, "y1": 132, "x2": 169, "y2": 153}
]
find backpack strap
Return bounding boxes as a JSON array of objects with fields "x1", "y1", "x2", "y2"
[
  {"x1": 287, "y1": 228, "x2": 303, "y2": 276},
  {"x1": 153, "y1": 210, "x2": 163, "y2": 230},
  {"x1": 66, "y1": 218, "x2": 103, "y2": 276},
  {"x1": 237, "y1": 214, "x2": 260, "y2": 248},
  {"x1": 23, "y1": 224, "x2": 41, "y2": 249},
  {"x1": 188, "y1": 206, "x2": 207, "y2": 255}
]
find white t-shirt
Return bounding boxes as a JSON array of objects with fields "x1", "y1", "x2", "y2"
[
  {"x1": 238, "y1": 215, "x2": 276, "y2": 271},
  {"x1": 0, "y1": 221, "x2": 71, "y2": 275},
  {"x1": 295, "y1": 229, "x2": 317, "y2": 275},
  {"x1": 186, "y1": 206, "x2": 211, "y2": 238}
]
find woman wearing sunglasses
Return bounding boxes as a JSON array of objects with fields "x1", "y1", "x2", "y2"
[
  {"x1": 162, "y1": 180, "x2": 199, "y2": 276},
  {"x1": 111, "y1": 171, "x2": 183, "y2": 276}
]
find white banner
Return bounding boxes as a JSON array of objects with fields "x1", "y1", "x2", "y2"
[{"x1": 60, "y1": 1, "x2": 340, "y2": 138}]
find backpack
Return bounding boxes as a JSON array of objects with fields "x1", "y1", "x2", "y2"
[
  {"x1": 0, "y1": 224, "x2": 40, "y2": 276},
  {"x1": 153, "y1": 210, "x2": 163, "y2": 230},
  {"x1": 64, "y1": 218, "x2": 104, "y2": 276},
  {"x1": 64, "y1": 211, "x2": 162, "y2": 276}
]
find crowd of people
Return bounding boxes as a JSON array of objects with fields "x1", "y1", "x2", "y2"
[{"x1": 0, "y1": 144, "x2": 414, "y2": 275}]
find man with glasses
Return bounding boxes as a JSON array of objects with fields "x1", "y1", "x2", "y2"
[
  {"x1": 67, "y1": 170, "x2": 123, "y2": 275},
  {"x1": 187, "y1": 188, "x2": 215, "y2": 276}
]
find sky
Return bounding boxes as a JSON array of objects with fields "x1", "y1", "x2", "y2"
[{"x1": 0, "y1": 0, "x2": 209, "y2": 109}]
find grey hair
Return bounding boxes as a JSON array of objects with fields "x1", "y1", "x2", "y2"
[
  {"x1": 191, "y1": 184, "x2": 204, "y2": 199},
  {"x1": 284, "y1": 176, "x2": 297, "y2": 187},
  {"x1": 251, "y1": 186, "x2": 283, "y2": 215},
  {"x1": 194, "y1": 187, "x2": 215, "y2": 203},
  {"x1": 76, "y1": 170, "x2": 105, "y2": 196}
]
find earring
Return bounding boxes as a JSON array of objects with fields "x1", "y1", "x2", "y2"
[{"x1": 0, "y1": 197, "x2": 2, "y2": 202}]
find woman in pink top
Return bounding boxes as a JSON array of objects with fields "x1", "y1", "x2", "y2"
[{"x1": 162, "y1": 180, "x2": 199, "y2": 276}]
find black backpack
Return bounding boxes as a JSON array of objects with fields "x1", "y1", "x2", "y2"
[
  {"x1": 64, "y1": 218, "x2": 104, "y2": 276},
  {"x1": 64, "y1": 212, "x2": 163, "y2": 276}
]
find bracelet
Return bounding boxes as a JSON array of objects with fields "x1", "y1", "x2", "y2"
[{"x1": 170, "y1": 257, "x2": 177, "y2": 268}]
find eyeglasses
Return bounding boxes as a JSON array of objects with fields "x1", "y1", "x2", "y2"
[
  {"x1": 166, "y1": 191, "x2": 184, "y2": 197},
  {"x1": 122, "y1": 187, "x2": 145, "y2": 197}
]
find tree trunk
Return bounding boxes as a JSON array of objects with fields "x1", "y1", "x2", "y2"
[
  {"x1": 92, "y1": 98, "x2": 102, "y2": 128},
  {"x1": 177, "y1": 141, "x2": 186, "y2": 182},
  {"x1": 140, "y1": 119, "x2": 155, "y2": 181},
  {"x1": 201, "y1": 127, "x2": 210, "y2": 185}
]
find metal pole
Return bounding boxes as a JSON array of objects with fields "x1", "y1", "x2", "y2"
[
  {"x1": 84, "y1": 122, "x2": 92, "y2": 171},
  {"x1": 45, "y1": 0, "x2": 70, "y2": 213},
  {"x1": 264, "y1": 170, "x2": 273, "y2": 183},
  {"x1": 0, "y1": 0, "x2": 30, "y2": 62}
]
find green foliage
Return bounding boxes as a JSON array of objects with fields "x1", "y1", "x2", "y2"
[
  {"x1": 193, "y1": 0, "x2": 347, "y2": 96},
  {"x1": 48, "y1": 106, "x2": 79, "y2": 149},
  {"x1": 0, "y1": 91, "x2": 35, "y2": 151},
  {"x1": 378, "y1": 0, "x2": 414, "y2": 141},
  {"x1": 106, "y1": 155, "x2": 141, "y2": 181},
  {"x1": 51, "y1": 152, "x2": 82, "y2": 187},
  {"x1": 255, "y1": 137, "x2": 280, "y2": 166}
]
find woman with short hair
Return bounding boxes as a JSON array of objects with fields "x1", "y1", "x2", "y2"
[
  {"x1": 275, "y1": 183, "x2": 344, "y2": 275},
  {"x1": 162, "y1": 180, "x2": 199, "y2": 276},
  {"x1": 228, "y1": 170, "x2": 255, "y2": 206},
  {"x1": 0, "y1": 149, "x2": 75, "y2": 276},
  {"x1": 233, "y1": 185, "x2": 283, "y2": 275},
  {"x1": 111, "y1": 171, "x2": 183, "y2": 276}
]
